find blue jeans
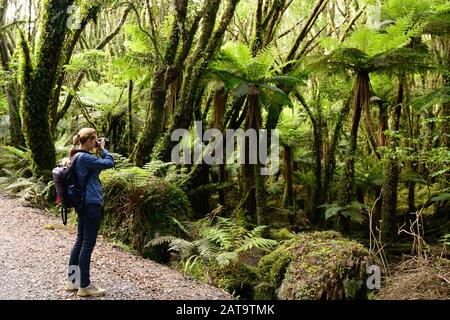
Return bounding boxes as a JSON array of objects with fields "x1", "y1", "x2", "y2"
[{"x1": 68, "y1": 204, "x2": 102, "y2": 288}]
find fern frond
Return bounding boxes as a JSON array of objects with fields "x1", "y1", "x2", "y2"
[
  {"x1": 169, "y1": 238, "x2": 195, "y2": 258},
  {"x1": 238, "y1": 236, "x2": 278, "y2": 252},
  {"x1": 215, "y1": 251, "x2": 239, "y2": 267},
  {"x1": 147, "y1": 235, "x2": 178, "y2": 247},
  {"x1": 195, "y1": 238, "x2": 220, "y2": 259},
  {"x1": 201, "y1": 227, "x2": 233, "y2": 250}
]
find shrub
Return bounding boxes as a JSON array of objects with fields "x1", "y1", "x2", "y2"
[{"x1": 100, "y1": 167, "x2": 192, "y2": 262}]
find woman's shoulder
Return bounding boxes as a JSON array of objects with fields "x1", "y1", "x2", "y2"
[{"x1": 73, "y1": 151, "x2": 96, "y2": 164}]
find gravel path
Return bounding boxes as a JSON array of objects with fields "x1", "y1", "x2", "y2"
[{"x1": 0, "y1": 195, "x2": 232, "y2": 300}]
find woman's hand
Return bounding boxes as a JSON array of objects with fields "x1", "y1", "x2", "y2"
[
  {"x1": 95, "y1": 138, "x2": 106, "y2": 155},
  {"x1": 99, "y1": 138, "x2": 106, "y2": 149}
]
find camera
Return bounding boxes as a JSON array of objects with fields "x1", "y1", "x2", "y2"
[{"x1": 96, "y1": 138, "x2": 110, "y2": 149}]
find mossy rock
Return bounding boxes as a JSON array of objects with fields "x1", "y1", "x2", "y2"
[
  {"x1": 207, "y1": 261, "x2": 257, "y2": 300},
  {"x1": 100, "y1": 167, "x2": 192, "y2": 262},
  {"x1": 256, "y1": 231, "x2": 370, "y2": 300},
  {"x1": 255, "y1": 237, "x2": 296, "y2": 299}
]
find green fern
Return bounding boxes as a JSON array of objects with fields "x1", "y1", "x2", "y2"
[
  {"x1": 208, "y1": 42, "x2": 300, "y2": 111},
  {"x1": 150, "y1": 214, "x2": 278, "y2": 269}
]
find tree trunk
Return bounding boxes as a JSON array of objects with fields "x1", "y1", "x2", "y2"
[
  {"x1": 381, "y1": 81, "x2": 404, "y2": 241},
  {"x1": 19, "y1": 0, "x2": 74, "y2": 179},
  {"x1": 240, "y1": 95, "x2": 258, "y2": 223},
  {"x1": 50, "y1": 4, "x2": 101, "y2": 135},
  {"x1": 153, "y1": 0, "x2": 240, "y2": 162},
  {"x1": 282, "y1": 145, "x2": 294, "y2": 209},
  {"x1": 339, "y1": 71, "x2": 370, "y2": 206},
  {"x1": 128, "y1": 80, "x2": 133, "y2": 155},
  {"x1": 323, "y1": 99, "x2": 350, "y2": 201},
  {"x1": 131, "y1": 2, "x2": 186, "y2": 165},
  {"x1": 0, "y1": 1, "x2": 24, "y2": 146},
  {"x1": 51, "y1": 6, "x2": 131, "y2": 134}
]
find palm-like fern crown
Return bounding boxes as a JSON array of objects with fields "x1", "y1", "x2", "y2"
[
  {"x1": 210, "y1": 43, "x2": 276, "y2": 84},
  {"x1": 311, "y1": 7, "x2": 429, "y2": 76},
  {"x1": 208, "y1": 43, "x2": 303, "y2": 107}
]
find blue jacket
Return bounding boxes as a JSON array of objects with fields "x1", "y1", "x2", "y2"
[{"x1": 73, "y1": 149, "x2": 114, "y2": 206}]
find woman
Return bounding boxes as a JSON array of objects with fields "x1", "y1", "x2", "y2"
[{"x1": 65, "y1": 128, "x2": 114, "y2": 297}]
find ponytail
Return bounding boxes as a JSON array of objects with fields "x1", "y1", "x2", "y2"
[
  {"x1": 69, "y1": 134, "x2": 80, "y2": 158},
  {"x1": 68, "y1": 128, "x2": 97, "y2": 159}
]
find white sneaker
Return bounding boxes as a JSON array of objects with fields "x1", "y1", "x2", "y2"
[
  {"x1": 77, "y1": 283, "x2": 106, "y2": 297},
  {"x1": 65, "y1": 280, "x2": 79, "y2": 292}
]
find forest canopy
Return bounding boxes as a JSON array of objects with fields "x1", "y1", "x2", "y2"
[{"x1": 0, "y1": 0, "x2": 449, "y2": 300}]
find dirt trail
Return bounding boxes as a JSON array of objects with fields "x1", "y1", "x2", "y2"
[{"x1": 0, "y1": 195, "x2": 231, "y2": 300}]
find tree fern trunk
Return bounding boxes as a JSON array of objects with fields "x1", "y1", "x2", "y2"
[
  {"x1": 339, "y1": 72, "x2": 369, "y2": 206},
  {"x1": 282, "y1": 145, "x2": 294, "y2": 209},
  {"x1": 128, "y1": 80, "x2": 134, "y2": 155},
  {"x1": 381, "y1": 81, "x2": 403, "y2": 241},
  {"x1": 323, "y1": 99, "x2": 349, "y2": 202}
]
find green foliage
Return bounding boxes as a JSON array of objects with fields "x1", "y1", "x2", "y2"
[
  {"x1": 150, "y1": 214, "x2": 278, "y2": 268},
  {"x1": 77, "y1": 81, "x2": 124, "y2": 108},
  {"x1": 0, "y1": 146, "x2": 52, "y2": 207},
  {"x1": 111, "y1": 24, "x2": 154, "y2": 83},
  {"x1": 441, "y1": 233, "x2": 450, "y2": 246},
  {"x1": 0, "y1": 146, "x2": 33, "y2": 178},
  {"x1": 208, "y1": 42, "x2": 301, "y2": 109},
  {"x1": 100, "y1": 167, "x2": 192, "y2": 262},
  {"x1": 142, "y1": 160, "x2": 189, "y2": 184},
  {"x1": 431, "y1": 193, "x2": 450, "y2": 202},
  {"x1": 321, "y1": 202, "x2": 367, "y2": 224},
  {"x1": 64, "y1": 50, "x2": 106, "y2": 74}
]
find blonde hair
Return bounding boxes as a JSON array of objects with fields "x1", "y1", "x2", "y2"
[{"x1": 69, "y1": 128, "x2": 97, "y2": 158}]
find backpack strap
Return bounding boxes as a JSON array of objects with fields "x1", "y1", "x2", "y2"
[
  {"x1": 70, "y1": 151, "x2": 93, "y2": 209},
  {"x1": 61, "y1": 206, "x2": 68, "y2": 225}
]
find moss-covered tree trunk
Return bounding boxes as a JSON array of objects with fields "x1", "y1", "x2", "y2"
[
  {"x1": 153, "y1": 0, "x2": 240, "y2": 162},
  {"x1": 311, "y1": 113, "x2": 324, "y2": 222},
  {"x1": 239, "y1": 95, "x2": 258, "y2": 224},
  {"x1": 339, "y1": 72, "x2": 370, "y2": 206},
  {"x1": 294, "y1": 91, "x2": 324, "y2": 223},
  {"x1": 282, "y1": 145, "x2": 294, "y2": 209},
  {"x1": 127, "y1": 80, "x2": 134, "y2": 155},
  {"x1": 381, "y1": 81, "x2": 403, "y2": 241},
  {"x1": 19, "y1": 0, "x2": 74, "y2": 179},
  {"x1": 0, "y1": 0, "x2": 24, "y2": 147},
  {"x1": 50, "y1": 3, "x2": 101, "y2": 135},
  {"x1": 323, "y1": 100, "x2": 349, "y2": 202},
  {"x1": 131, "y1": 2, "x2": 186, "y2": 165},
  {"x1": 442, "y1": 38, "x2": 450, "y2": 150},
  {"x1": 373, "y1": 100, "x2": 389, "y2": 224}
]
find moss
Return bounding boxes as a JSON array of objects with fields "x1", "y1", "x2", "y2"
[
  {"x1": 268, "y1": 228, "x2": 295, "y2": 241},
  {"x1": 255, "y1": 239, "x2": 296, "y2": 299},
  {"x1": 207, "y1": 261, "x2": 257, "y2": 300},
  {"x1": 255, "y1": 231, "x2": 370, "y2": 300},
  {"x1": 100, "y1": 168, "x2": 192, "y2": 262},
  {"x1": 277, "y1": 231, "x2": 370, "y2": 300},
  {"x1": 19, "y1": 0, "x2": 73, "y2": 179}
]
